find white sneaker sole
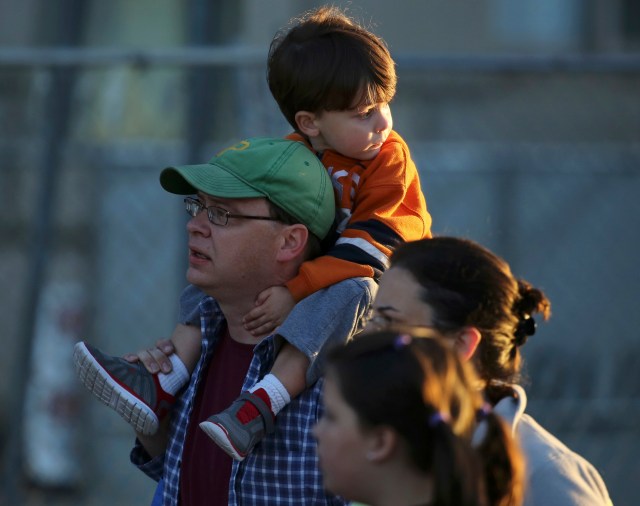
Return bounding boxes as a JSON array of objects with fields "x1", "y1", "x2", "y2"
[
  {"x1": 73, "y1": 342, "x2": 159, "y2": 435},
  {"x1": 199, "y1": 420, "x2": 246, "y2": 461}
]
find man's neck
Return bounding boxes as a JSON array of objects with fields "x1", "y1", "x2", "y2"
[{"x1": 216, "y1": 298, "x2": 269, "y2": 345}]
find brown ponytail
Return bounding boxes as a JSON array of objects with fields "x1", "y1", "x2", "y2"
[{"x1": 475, "y1": 412, "x2": 526, "y2": 506}]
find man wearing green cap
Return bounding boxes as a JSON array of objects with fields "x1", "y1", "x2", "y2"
[{"x1": 75, "y1": 138, "x2": 374, "y2": 505}]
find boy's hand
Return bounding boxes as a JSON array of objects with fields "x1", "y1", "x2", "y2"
[
  {"x1": 123, "y1": 338, "x2": 176, "y2": 374},
  {"x1": 243, "y1": 286, "x2": 296, "y2": 336}
]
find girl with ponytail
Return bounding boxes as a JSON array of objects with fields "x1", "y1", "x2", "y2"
[
  {"x1": 313, "y1": 329, "x2": 524, "y2": 506},
  {"x1": 367, "y1": 237, "x2": 611, "y2": 506}
]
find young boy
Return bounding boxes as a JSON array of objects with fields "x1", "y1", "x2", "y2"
[{"x1": 74, "y1": 5, "x2": 431, "y2": 461}]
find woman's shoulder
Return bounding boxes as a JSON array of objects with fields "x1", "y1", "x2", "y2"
[
  {"x1": 492, "y1": 386, "x2": 612, "y2": 505},
  {"x1": 516, "y1": 413, "x2": 612, "y2": 505}
]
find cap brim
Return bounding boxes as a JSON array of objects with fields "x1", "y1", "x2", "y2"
[{"x1": 160, "y1": 163, "x2": 266, "y2": 198}]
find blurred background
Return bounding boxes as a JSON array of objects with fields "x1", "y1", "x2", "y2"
[{"x1": 1, "y1": 0, "x2": 638, "y2": 504}]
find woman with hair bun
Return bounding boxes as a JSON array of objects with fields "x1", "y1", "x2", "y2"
[
  {"x1": 367, "y1": 237, "x2": 612, "y2": 506},
  {"x1": 314, "y1": 328, "x2": 524, "y2": 506}
]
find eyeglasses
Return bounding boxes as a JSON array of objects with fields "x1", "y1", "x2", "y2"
[{"x1": 184, "y1": 197, "x2": 280, "y2": 227}]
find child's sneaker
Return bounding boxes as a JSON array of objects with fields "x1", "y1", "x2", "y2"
[
  {"x1": 199, "y1": 392, "x2": 275, "y2": 461},
  {"x1": 73, "y1": 341, "x2": 176, "y2": 435}
]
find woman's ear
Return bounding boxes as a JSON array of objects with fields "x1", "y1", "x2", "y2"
[
  {"x1": 295, "y1": 111, "x2": 320, "y2": 137},
  {"x1": 454, "y1": 326, "x2": 482, "y2": 361},
  {"x1": 276, "y1": 224, "x2": 309, "y2": 262},
  {"x1": 365, "y1": 425, "x2": 398, "y2": 463}
]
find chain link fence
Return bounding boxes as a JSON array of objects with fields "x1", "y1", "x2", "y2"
[{"x1": 1, "y1": 51, "x2": 638, "y2": 505}]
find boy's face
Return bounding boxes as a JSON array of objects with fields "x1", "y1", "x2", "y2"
[{"x1": 311, "y1": 102, "x2": 393, "y2": 160}]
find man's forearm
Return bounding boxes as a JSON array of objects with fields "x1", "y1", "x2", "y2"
[{"x1": 136, "y1": 418, "x2": 170, "y2": 458}]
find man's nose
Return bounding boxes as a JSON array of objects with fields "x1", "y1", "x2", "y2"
[{"x1": 187, "y1": 210, "x2": 211, "y2": 235}]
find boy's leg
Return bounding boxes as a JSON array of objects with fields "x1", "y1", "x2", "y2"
[
  {"x1": 258, "y1": 342, "x2": 309, "y2": 402},
  {"x1": 73, "y1": 323, "x2": 201, "y2": 435},
  {"x1": 153, "y1": 323, "x2": 202, "y2": 395},
  {"x1": 199, "y1": 343, "x2": 308, "y2": 461},
  {"x1": 201, "y1": 279, "x2": 374, "y2": 460}
]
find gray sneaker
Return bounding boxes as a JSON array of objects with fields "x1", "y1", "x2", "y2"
[
  {"x1": 199, "y1": 392, "x2": 275, "y2": 461},
  {"x1": 73, "y1": 341, "x2": 176, "y2": 435}
]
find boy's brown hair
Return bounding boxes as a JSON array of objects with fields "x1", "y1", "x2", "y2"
[{"x1": 267, "y1": 6, "x2": 397, "y2": 131}]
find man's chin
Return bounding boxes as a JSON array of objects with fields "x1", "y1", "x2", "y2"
[{"x1": 186, "y1": 269, "x2": 209, "y2": 289}]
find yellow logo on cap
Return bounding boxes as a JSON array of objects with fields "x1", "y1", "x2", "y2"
[{"x1": 216, "y1": 140, "x2": 250, "y2": 156}]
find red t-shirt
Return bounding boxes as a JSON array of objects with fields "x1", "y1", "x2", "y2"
[{"x1": 179, "y1": 326, "x2": 255, "y2": 505}]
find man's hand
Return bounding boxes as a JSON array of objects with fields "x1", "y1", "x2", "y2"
[
  {"x1": 243, "y1": 286, "x2": 296, "y2": 336},
  {"x1": 123, "y1": 338, "x2": 176, "y2": 374},
  {"x1": 136, "y1": 414, "x2": 171, "y2": 458}
]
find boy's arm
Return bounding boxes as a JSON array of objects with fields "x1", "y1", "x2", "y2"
[
  {"x1": 287, "y1": 135, "x2": 431, "y2": 301},
  {"x1": 286, "y1": 256, "x2": 375, "y2": 301},
  {"x1": 243, "y1": 286, "x2": 296, "y2": 335}
]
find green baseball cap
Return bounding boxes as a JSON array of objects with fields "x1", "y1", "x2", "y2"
[{"x1": 160, "y1": 137, "x2": 335, "y2": 239}]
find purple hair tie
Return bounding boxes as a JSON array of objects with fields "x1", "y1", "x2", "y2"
[
  {"x1": 427, "y1": 412, "x2": 449, "y2": 428},
  {"x1": 393, "y1": 333, "x2": 412, "y2": 349}
]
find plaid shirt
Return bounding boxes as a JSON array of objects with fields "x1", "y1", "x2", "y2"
[{"x1": 132, "y1": 278, "x2": 374, "y2": 505}]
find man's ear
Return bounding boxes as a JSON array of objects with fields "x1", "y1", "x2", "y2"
[
  {"x1": 454, "y1": 326, "x2": 482, "y2": 361},
  {"x1": 365, "y1": 425, "x2": 398, "y2": 463},
  {"x1": 294, "y1": 111, "x2": 320, "y2": 137},
  {"x1": 276, "y1": 224, "x2": 309, "y2": 261}
]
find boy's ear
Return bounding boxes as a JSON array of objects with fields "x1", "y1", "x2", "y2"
[
  {"x1": 276, "y1": 224, "x2": 309, "y2": 261},
  {"x1": 294, "y1": 111, "x2": 320, "y2": 137},
  {"x1": 454, "y1": 326, "x2": 482, "y2": 361}
]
